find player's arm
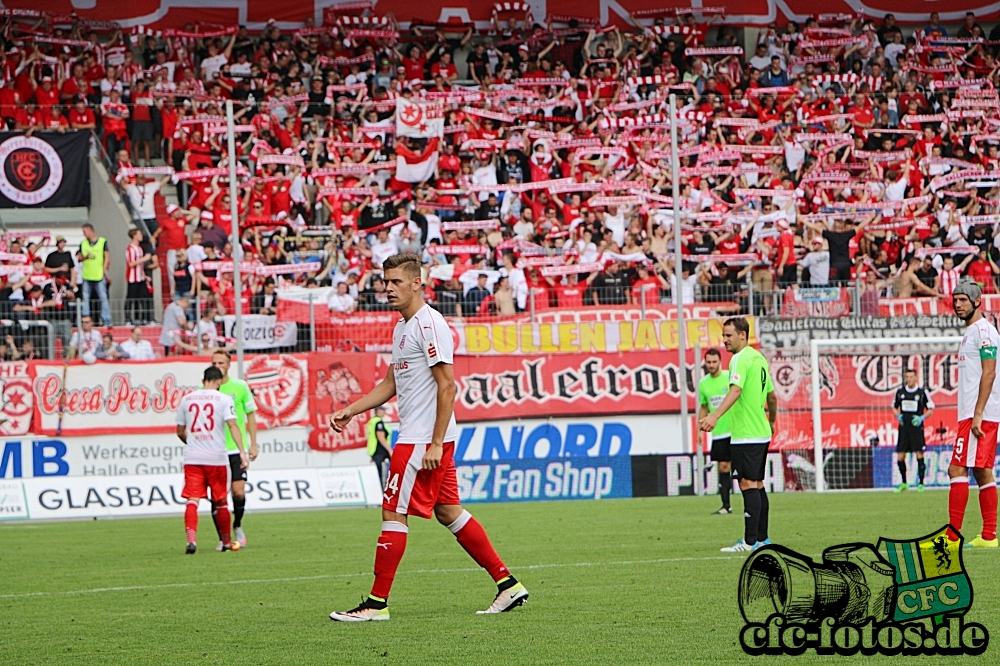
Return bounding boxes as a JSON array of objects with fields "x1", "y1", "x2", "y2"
[
  {"x1": 423, "y1": 362, "x2": 457, "y2": 470},
  {"x1": 246, "y1": 410, "x2": 258, "y2": 461},
  {"x1": 974, "y1": 351, "x2": 996, "y2": 438},
  {"x1": 766, "y1": 390, "x2": 778, "y2": 434},
  {"x1": 699, "y1": 384, "x2": 741, "y2": 432},
  {"x1": 697, "y1": 386, "x2": 709, "y2": 421},
  {"x1": 176, "y1": 425, "x2": 187, "y2": 444},
  {"x1": 330, "y1": 367, "x2": 397, "y2": 432},
  {"x1": 226, "y1": 417, "x2": 249, "y2": 470}
]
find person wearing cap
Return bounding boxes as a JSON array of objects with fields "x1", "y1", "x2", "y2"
[
  {"x1": 197, "y1": 210, "x2": 229, "y2": 251},
  {"x1": 799, "y1": 236, "x2": 830, "y2": 287},
  {"x1": 44, "y1": 236, "x2": 75, "y2": 285},
  {"x1": 153, "y1": 204, "x2": 198, "y2": 297},
  {"x1": 950, "y1": 279, "x2": 1000, "y2": 548},
  {"x1": 31, "y1": 71, "x2": 59, "y2": 112},
  {"x1": 366, "y1": 405, "x2": 392, "y2": 488}
]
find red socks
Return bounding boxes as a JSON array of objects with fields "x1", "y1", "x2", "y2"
[
  {"x1": 949, "y1": 476, "x2": 969, "y2": 538},
  {"x1": 185, "y1": 501, "x2": 198, "y2": 544},
  {"x1": 448, "y1": 510, "x2": 510, "y2": 582},
  {"x1": 371, "y1": 521, "x2": 409, "y2": 601},
  {"x1": 214, "y1": 502, "x2": 232, "y2": 545},
  {"x1": 979, "y1": 482, "x2": 998, "y2": 541}
]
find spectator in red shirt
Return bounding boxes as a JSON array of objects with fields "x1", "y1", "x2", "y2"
[
  {"x1": 68, "y1": 96, "x2": 97, "y2": 130},
  {"x1": 967, "y1": 248, "x2": 999, "y2": 295},
  {"x1": 32, "y1": 76, "x2": 60, "y2": 115},
  {"x1": 42, "y1": 104, "x2": 69, "y2": 132},
  {"x1": 775, "y1": 220, "x2": 798, "y2": 288},
  {"x1": 631, "y1": 264, "x2": 665, "y2": 308},
  {"x1": 14, "y1": 99, "x2": 43, "y2": 131},
  {"x1": 430, "y1": 51, "x2": 458, "y2": 84},
  {"x1": 130, "y1": 80, "x2": 155, "y2": 165},
  {"x1": 153, "y1": 204, "x2": 198, "y2": 297},
  {"x1": 101, "y1": 89, "x2": 130, "y2": 159}
]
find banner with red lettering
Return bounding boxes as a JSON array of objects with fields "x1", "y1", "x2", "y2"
[
  {"x1": 31, "y1": 355, "x2": 311, "y2": 437},
  {"x1": 9, "y1": 346, "x2": 964, "y2": 450},
  {"x1": 451, "y1": 351, "x2": 694, "y2": 421}
]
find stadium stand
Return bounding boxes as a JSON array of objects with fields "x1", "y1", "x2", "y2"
[{"x1": 1, "y1": 7, "x2": 999, "y2": 357}]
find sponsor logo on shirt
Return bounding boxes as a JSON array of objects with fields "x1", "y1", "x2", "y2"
[{"x1": 428, "y1": 343, "x2": 437, "y2": 359}]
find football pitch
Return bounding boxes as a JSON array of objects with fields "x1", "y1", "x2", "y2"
[{"x1": 1, "y1": 491, "x2": 997, "y2": 665}]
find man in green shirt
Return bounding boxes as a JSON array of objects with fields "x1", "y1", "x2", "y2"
[
  {"x1": 212, "y1": 350, "x2": 258, "y2": 549},
  {"x1": 698, "y1": 317, "x2": 777, "y2": 553},
  {"x1": 698, "y1": 348, "x2": 733, "y2": 515}
]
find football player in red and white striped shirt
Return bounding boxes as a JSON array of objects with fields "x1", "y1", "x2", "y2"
[
  {"x1": 328, "y1": 253, "x2": 527, "y2": 622},
  {"x1": 175, "y1": 366, "x2": 247, "y2": 554}
]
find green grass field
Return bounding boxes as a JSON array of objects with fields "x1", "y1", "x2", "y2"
[{"x1": 1, "y1": 491, "x2": 997, "y2": 665}]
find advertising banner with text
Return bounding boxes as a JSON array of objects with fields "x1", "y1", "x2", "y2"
[
  {"x1": 0, "y1": 426, "x2": 372, "y2": 479},
  {"x1": 0, "y1": 465, "x2": 382, "y2": 521},
  {"x1": 456, "y1": 455, "x2": 632, "y2": 505}
]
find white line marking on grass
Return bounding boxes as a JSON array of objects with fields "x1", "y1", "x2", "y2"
[{"x1": 0, "y1": 555, "x2": 744, "y2": 600}]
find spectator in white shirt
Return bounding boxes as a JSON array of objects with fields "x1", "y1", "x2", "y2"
[
  {"x1": 800, "y1": 237, "x2": 831, "y2": 286},
  {"x1": 368, "y1": 229, "x2": 399, "y2": 269},
  {"x1": 186, "y1": 231, "x2": 208, "y2": 265},
  {"x1": 67, "y1": 316, "x2": 103, "y2": 359},
  {"x1": 200, "y1": 34, "x2": 236, "y2": 82},
  {"x1": 513, "y1": 208, "x2": 535, "y2": 240},
  {"x1": 327, "y1": 279, "x2": 357, "y2": 313},
  {"x1": 125, "y1": 174, "x2": 171, "y2": 234},
  {"x1": 120, "y1": 326, "x2": 156, "y2": 360}
]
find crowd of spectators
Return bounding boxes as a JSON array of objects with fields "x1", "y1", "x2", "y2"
[{"x1": 2, "y1": 7, "x2": 1000, "y2": 357}]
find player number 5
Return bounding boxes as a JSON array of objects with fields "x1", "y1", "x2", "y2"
[{"x1": 956, "y1": 437, "x2": 965, "y2": 455}]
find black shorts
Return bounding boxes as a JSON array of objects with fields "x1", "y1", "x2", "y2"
[
  {"x1": 778, "y1": 264, "x2": 798, "y2": 287},
  {"x1": 731, "y1": 443, "x2": 769, "y2": 481},
  {"x1": 710, "y1": 436, "x2": 731, "y2": 462},
  {"x1": 131, "y1": 120, "x2": 154, "y2": 142},
  {"x1": 229, "y1": 452, "x2": 248, "y2": 482},
  {"x1": 896, "y1": 428, "x2": 926, "y2": 453}
]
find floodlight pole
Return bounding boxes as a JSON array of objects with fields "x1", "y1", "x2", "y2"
[
  {"x1": 226, "y1": 100, "x2": 244, "y2": 378},
  {"x1": 670, "y1": 94, "x2": 690, "y2": 454}
]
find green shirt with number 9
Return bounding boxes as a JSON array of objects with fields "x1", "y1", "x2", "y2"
[{"x1": 727, "y1": 347, "x2": 774, "y2": 445}]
